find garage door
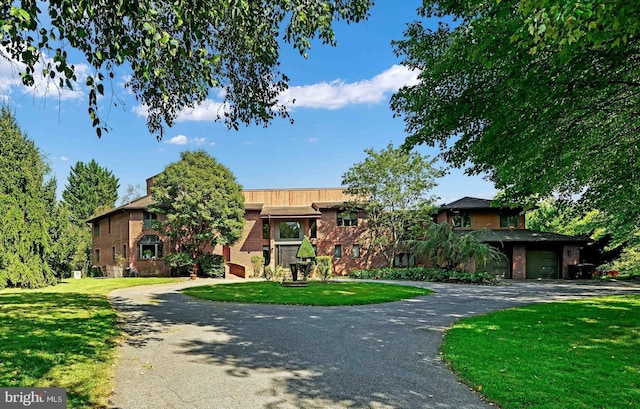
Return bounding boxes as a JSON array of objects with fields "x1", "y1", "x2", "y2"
[
  {"x1": 478, "y1": 252, "x2": 510, "y2": 278},
  {"x1": 526, "y1": 250, "x2": 559, "y2": 279}
]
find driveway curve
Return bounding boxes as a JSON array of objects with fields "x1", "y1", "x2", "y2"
[{"x1": 108, "y1": 279, "x2": 640, "y2": 409}]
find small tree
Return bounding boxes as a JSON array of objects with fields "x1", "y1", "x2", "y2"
[
  {"x1": 149, "y1": 151, "x2": 245, "y2": 278},
  {"x1": 342, "y1": 143, "x2": 443, "y2": 267},
  {"x1": 413, "y1": 222, "x2": 503, "y2": 272},
  {"x1": 62, "y1": 159, "x2": 119, "y2": 225}
]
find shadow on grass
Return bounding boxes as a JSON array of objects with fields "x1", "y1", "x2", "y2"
[{"x1": 0, "y1": 292, "x2": 119, "y2": 409}]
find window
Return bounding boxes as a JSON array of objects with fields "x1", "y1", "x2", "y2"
[
  {"x1": 93, "y1": 222, "x2": 100, "y2": 237},
  {"x1": 112, "y1": 246, "x2": 116, "y2": 263},
  {"x1": 122, "y1": 244, "x2": 127, "y2": 259},
  {"x1": 95, "y1": 249, "x2": 101, "y2": 263},
  {"x1": 262, "y1": 220, "x2": 270, "y2": 239},
  {"x1": 309, "y1": 219, "x2": 317, "y2": 239},
  {"x1": 262, "y1": 245, "x2": 270, "y2": 266},
  {"x1": 278, "y1": 221, "x2": 301, "y2": 239},
  {"x1": 138, "y1": 235, "x2": 163, "y2": 259},
  {"x1": 452, "y1": 213, "x2": 472, "y2": 228},
  {"x1": 394, "y1": 253, "x2": 415, "y2": 267},
  {"x1": 337, "y1": 211, "x2": 358, "y2": 227},
  {"x1": 334, "y1": 244, "x2": 342, "y2": 258},
  {"x1": 500, "y1": 214, "x2": 520, "y2": 228},
  {"x1": 108, "y1": 217, "x2": 112, "y2": 235},
  {"x1": 143, "y1": 211, "x2": 158, "y2": 229},
  {"x1": 352, "y1": 244, "x2": 360, "y2": 258}
]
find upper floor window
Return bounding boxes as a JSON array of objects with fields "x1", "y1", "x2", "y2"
[
  {"x1": 452, "y1": 213, "x2": 472, "y2": 228},
  {"x1": 143, "y1": 211, "x2": 158, "y2": 229},
  {"x1": 93, "y1": 222, "x2": 100, "y2": 237},
  {"x1": 500, "y1": 214, "x2": 520, "y2": 228},
  {"x1": 138, "y1": 235, "x2": 163, "y2": 259},
  {"x1": 278, "y1": 221, "x2": 301, "y2": 239},
  {"x1": 262, "y1": 219, "x2": 270, "y2": 239},
  {"x1": 337, "y1": 211, "x2": 358, "y2": 227}
]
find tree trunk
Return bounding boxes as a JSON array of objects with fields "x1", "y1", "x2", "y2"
[{"x1": 191, "y1": 262, "x2": 199, "y2": 279}]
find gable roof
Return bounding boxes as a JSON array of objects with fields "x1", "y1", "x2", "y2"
[
  {"x1": 86, "y1": 195, "x2": 153, "y2": 223},
  {"x1": 459, "y1": 229, "x2": 589, "y2": 244}
]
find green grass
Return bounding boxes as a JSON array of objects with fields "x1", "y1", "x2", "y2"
[
  {"x1": 441, "y1": 295, "x2": 640, "y2": 409},
  {"x1": 0, "y1": 277, "x2": 181, "y2": 408},
  {"x1": 183, "y1": 281, "x2": 432, "y2": 306}
]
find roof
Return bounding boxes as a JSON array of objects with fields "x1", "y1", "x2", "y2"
[
  {"x1": 86, "y1": 195, "x2": 153, "y2": 223},
  {"x1": 260, "y1": 206, "x2": 322, "y2": 219},
  {"x1": 312, "y1": 201, "x2": 352, "y2": 209},
  {"x1": 458, "y1": 229, "x2": 589, "y2": 244},
  {"x1": 439, "y1": 196, "x2": 526, "y2": 213}
]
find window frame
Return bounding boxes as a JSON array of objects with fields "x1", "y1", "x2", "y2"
[
  {"x1": 334, "y1": 244, "x2": 342, "y2": 258},
  {"x1": 352, "y1": 244, "x2": 360, "y2": 258},
  {"x1": 143, "y1": 211, "x2": 158, "y2": 229},
  {"x1": 500, "y1": 214, "x2": 520, "y2": 228},
  {"x1": 138, "y1": 235, "x2": 163, "y2": 259},
  {"x1": 452, "y1": 213, "x2": 472, "y2": 228},
  {"x1": 337, "y1": 211, "x2": 358, "y2": 227}
]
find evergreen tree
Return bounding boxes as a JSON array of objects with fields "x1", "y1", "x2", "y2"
[
  {"x1": 62, "y1": 159, "x2": 119, "y2": 224},
  {"x1": 0, "y1": 107, "x2": 56, "y2": 288}
]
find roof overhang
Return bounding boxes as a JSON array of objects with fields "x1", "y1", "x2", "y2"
[
  {"x1": 260, "y1": 206, "x2": 321, "y2": 219},
  {"x1": 456, "y1": 229, "x2": 590, "y2": 244}
]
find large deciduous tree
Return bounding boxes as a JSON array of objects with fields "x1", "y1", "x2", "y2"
[
  {"x1": 0, "y1": 106, "x2": 56, "y2": 288},
  {"x1": 149, "y1": 150, "x2": 245, "y2": 277},
  {"x1": 2, "y1": 0, "x2": 371, "y2": 138},
  {"x1": 391, "y1": 0, "x2": 640, "y2": 246},
  {"x1": 62, "y1": 159, "x2": 119, "y2": 224},
  {"x1": 341, "y1": 142, "x2": 443, "y2": 267}
]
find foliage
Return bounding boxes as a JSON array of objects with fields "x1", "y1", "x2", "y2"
[
  {"x1": 412, "y1": 222, "x2": 504, "y2": 271},
  {"x1": 149, "y1": 150, "x2": 245, "y2": 277},
  {"x1": 197, "y1": 253, "x2": 225, "y2": 278},
  {"x1": 183, "y1": 281, "x2": 432, "y2": 306},
  {"x1": 316, "y1": 256, "x2": 332, "y2": 281},
  {"x1": 62, "y1": 159, "x2": 119, "y2": 224},
  {"x1": 164, "y1": 252, "x2": 194, "y2": 276},
  {"x1": 600, "y1": 246, "x2": 640, "y2": 279},
  {"x1": 250, "y1": 255, "x2": 265, "y2": 278},
  {"x1": 117, "y1": 184, "x2": 144, "y2": 206},
  {"x1": 264, "y1": 264, "x2": 285, "y2": 282},
  {"x1": 342, "y1": 142, "x2": 443, "y2": 267},
  {"x1": 0, "y1": 277, "x2": 179, "y2": 408},
  {"x1": 2, "y1": 0, "x2": 372, "y2": 137},
  {"x1": 296, "y1": 235, "x2": 316, "y2": 259},
  {"x1": 442, "y1": 295, "x2": 640, "y2": 409},
  {"x1": 0, "y1": 107, "x2": 56, "y2": 288},
  {"x1": 392, "y1": 0, "x2": 640, "y2": 247},
  {"x1": 348, "y1": 266, "x2": 499, "y2": 285}
]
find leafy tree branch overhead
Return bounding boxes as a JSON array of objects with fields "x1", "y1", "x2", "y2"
[
  {"x1": 1, "y1": 0, "x2": 372, "y2": 138},
  {"x1": 392, "y1": 0, "x2": 640, "y2": 246}
]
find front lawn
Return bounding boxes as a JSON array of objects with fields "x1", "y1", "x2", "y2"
[
  {"x1": 183, "y1": 281, "x2": 432, "y2": 306},
  {"x1": 441, "y1": 295, "x2": 640, "y2": 409},
  {"x1": 0, "y1": 277, "x2": 181, "y2": 408}
]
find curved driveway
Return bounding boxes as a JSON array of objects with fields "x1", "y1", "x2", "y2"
[{"x1": 108, "y1": 279, "x2": 640, "y2": 409}]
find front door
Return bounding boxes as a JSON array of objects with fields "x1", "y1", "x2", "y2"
[{"x1": 276, "y1": 245, "x2": 299, "y2": 267}]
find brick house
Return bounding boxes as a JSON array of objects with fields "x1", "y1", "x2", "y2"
[
  {"x1": 87, "y1": 178, "x2": 385, "y2": 277},
  {"x1": 436, "y1": 197, "x2": 588, "y2": 279}
]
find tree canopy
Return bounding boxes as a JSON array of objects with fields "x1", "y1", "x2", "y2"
[
  {"x1": 62, "y1": 159, "x2": 119, "y2": 224},
  {"x1": 391, "y1": 0, "x2": 640, "y2": 246},
  {"x1": 149, "y1": 150, "x2": 245, "y2": 276},
  {"x1": 2, "y1": 0, "x2": 371, "y2": 138},
  {"x1": 0, "y1": 106, "x2": 56, "y2": 288},
  {"x1": 341, "y1": 142, "x2": 443, "y2": 267}
]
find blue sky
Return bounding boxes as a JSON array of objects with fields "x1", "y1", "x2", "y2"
[{"x1": 2, "y1": 0, "x2": 496, "y2": 205}]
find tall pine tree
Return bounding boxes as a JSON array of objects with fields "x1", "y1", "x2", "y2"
[
  {"x1": 0, "y1": 107, "x2": 56, "y2": 288},
  {"x1": 62, "y1": 159, "x2": 119, "y2": 224}
]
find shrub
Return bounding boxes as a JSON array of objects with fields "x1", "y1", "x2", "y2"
[
  {"x1": 316, "y1": 256, "x2": 332, "y2": 281},
  {"x1": 250, "y1": 255, "x2": 264, "y2": 278},
  {"x1": 348, "y1": 266, "x2": 498, "y2": 285},
  {"x1": 198, "y1": 254, "x2": 225, "y2": 278}
]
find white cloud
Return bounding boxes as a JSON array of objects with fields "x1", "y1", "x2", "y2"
[
  {"x1": 132, "y1": 64, "x2": 420, "y2": 122},
  {"x1": 307, "y1": 137, "x2": 319, "y2": 143},
  {"x1": 60, "y1": 156, "x2": 68, "y2": 161},
  {"x1": 165, "y1": 134, "x2": 208, "y2": 146},
  {"x1": 278, "y1": 64, "x2": 420, "y2": 110},
  {"x1": 166, "y1": 135, "x2": 188, "y2": 145}
]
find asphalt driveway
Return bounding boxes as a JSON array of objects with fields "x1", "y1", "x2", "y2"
[{"x1": 108, "y1": 279, "x2": 640, "y2": 409}]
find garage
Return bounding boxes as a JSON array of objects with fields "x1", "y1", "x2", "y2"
[{"x1": 526, "y1": 249, "x2": 560, "y2": 279}]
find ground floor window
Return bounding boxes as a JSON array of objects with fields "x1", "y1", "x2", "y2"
[
  {"x1": 334, "y1": 244, "x2": 342, "y2": 258},
  {"x1": 95, "y1": 249, "x2": 100, "y2": 263},
  {"x1": 394, "y1": 253, "x2": 414, "y2": 267},
  {"x1": 263, "y1": 245, "x2": 270, "y2": 266},
  {"x1": 138, "y1": 235, "x2": 163, "y2": 259}
]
